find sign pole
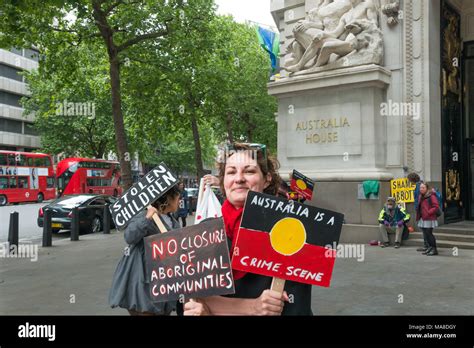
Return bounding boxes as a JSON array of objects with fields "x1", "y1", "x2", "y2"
[
  {"x1": 150, "y1": 210, "x2": 168, "y2": 233},
  {"x1": 271, "y1": 277, "x2": 286, "y2": 294}
]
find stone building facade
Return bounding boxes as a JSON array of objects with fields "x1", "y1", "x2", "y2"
[{"x1": 268, "y1": 0, "x2": 474, "y2": 232}]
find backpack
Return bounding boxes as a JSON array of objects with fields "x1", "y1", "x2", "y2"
[{"x1": 428, "y1": 189, "x2": 443, "y2": 217}]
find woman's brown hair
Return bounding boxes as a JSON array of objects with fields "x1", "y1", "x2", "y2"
[{"x1": 216, "y1": 143, "x2": 282, "y2": 198}]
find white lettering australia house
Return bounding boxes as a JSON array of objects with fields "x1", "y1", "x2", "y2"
[{"x1": 111, "y1": 163, "x2": 178, "y2": 229}]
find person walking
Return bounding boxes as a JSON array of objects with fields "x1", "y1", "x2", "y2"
[
  {"x1": 416, "y1": 182, "x2": 439, "y2": 256},
  {"x1": 177, "y1": 182, "x2": 189, "y2": 227},
  {"x1": 108, "y1": 185, "x2": 181, "y2": 315}
]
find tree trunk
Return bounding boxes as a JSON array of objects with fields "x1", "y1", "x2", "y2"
[
  {"x1": 109, "y1": 58, "x2": 133, "y2": 189},
  {"x1": 190, "y1": 109, "x2": 205, "y2": 179},
  {"x1": 92, "y1": 1, "x2": 133, "y2": 189},
  {"x1": 243, "y1": 112, "x2": 253, "y2": 142},
  {"x1": 226, "y1": 111, "x2": 234, "y2": 143}
]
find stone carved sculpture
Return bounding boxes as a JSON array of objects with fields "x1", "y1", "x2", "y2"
[
  {"x1": 381, "y1": 1, "x2": 400, "y2": 26},
  {"x1": 283, "y1": 0, "x2": 383, "y2": 75}
]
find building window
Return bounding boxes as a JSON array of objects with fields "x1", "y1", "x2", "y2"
[
  {"x1": 23, "y1": 48, "x2": 39, "y2": 62},
  {"x1": 18, "y1": 176, "x2": 28, "y2": 189},
  {"x1": 9, "y1": 48, "x2": 22, "y2": 56},
  {"x1": 15, "y1": 154, "x2": 27, "y2": 166},
  {"x1": 0, "y1": 176, "x2": 7, "y2": 189},
  {"x1": 0, "y1": 117, "x2": 23, "y2": 134},
  {"x1": 0, "y1": 63, "x2": 23, "y2": 82},
  {"x1": 0, "y1": 91, "x2": 22, "y2": 108},
  {"x1": 8, "y1": 176, "x2": 16, "y2": 188},
  {"x1": 47, "y1": 176, "x2": 55, "y2": 188},
  {"x1": 24, "y1": 122, "x2": 38, "y2": 136}
]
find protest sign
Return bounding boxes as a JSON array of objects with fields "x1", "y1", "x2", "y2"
[
  {"x1": 232, "y1": 191, "x2": 344, "y2": 288},
  {"x1": 144, "y1": 218, "x2": 235, "y2": 303},
  {"x1": 390, "y1": 178, "x2": 416, "y2": 203},
  {"x1": 110, "y1": 163, "x2": 178, "y2": 230},
  {"x1": 290, "y1": 170, "x2": 314, "y2": 201},
  {"x1": 194, "y1": 178, "x2": 222, "y2": 225}
]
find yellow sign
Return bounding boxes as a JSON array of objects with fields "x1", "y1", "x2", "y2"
[{"x1": 390, "y1": 178, "x2": 416, "y2": 203}]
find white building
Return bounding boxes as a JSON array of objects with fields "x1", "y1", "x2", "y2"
[
  {"x1": 268, "y1": 0, "x2": 474, "y2": 236},
  {"x1": 0, "y1": 48, "x2": 40, "y2": 152}
]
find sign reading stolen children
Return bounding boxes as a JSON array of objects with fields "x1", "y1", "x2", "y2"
[
  {"x1": 290, "y1": 170, "x2": 315, "y2": 201},
  {"x1": 111, "y1": 163, "x2": 178, "y2": 229},
  {"x1": 390, "y1": 178, "x2": 416, "y2": 203},
  {"x1": 232, "y1": 191, "x2": 344, "y2": 287},
  {"x1": 144, "y1": 218, "x2": 235, "y2": 303}
]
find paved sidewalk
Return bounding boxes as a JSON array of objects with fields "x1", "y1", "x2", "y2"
[{"x1": 0, "y1": 229, "x2": 473, "y2": 315}]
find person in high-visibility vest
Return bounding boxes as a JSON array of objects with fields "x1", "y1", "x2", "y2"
[{"x1": 378, "y1": 197, "x2": 411, "y2": 249}]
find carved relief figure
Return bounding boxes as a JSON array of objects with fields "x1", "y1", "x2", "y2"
[{"x1": 284, "y1": 0, "x2": 383, "y2": 75}]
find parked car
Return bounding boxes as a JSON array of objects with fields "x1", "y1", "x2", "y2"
[{"x1": 37, "y1": 194, "x2": 117, "y2": 234}]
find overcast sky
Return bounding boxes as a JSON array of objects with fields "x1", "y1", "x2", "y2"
[{"x1": 215, "y1": 0, "x2": 276, "y2": 29}]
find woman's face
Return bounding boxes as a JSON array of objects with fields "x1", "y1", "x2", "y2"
[
  {"x1": 168, "y1": 194, "x2": 180, "y2": 213},
  {"x1": 223, "y1": 151, "x2": 271, "y2": 208},
  {"x1": 420, "y1": 184, "x2": 427, "y2": 195}
]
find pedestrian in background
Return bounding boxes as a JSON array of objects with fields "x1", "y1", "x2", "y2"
[
  {"x1": 177, "y1": 182, "x2": 189, "y2": 227},
  {"x1": 408, "y1": 172, "x2": 428, "y2": 251},
  {"x1": 416, "y1": 182, "x2": 439, "y2": 256}
]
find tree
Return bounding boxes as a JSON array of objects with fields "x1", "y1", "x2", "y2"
[
  {"x1": 21, "y1": 42, "x2": 116, "y2": 158},
  {"x1": 198, "y1": 16, "x2": 278, "y2": 152},
  {"x1": 0, "y1": 0, "x2": 215, "y2": 188}
]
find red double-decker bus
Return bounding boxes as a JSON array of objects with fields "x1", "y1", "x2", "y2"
[
  {"x1": 56, "y1": 157, "x2": 122, "y2": 197},
  {"x1": 0, "y1": 151, "x2": 56, "y2": 206}
]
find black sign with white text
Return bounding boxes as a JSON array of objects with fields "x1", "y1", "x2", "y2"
[{"x1": 110, "y1": 163, "x2": 178, "y2": 230}]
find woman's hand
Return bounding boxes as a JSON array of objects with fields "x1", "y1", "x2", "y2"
[
  {"x1": 252, "y1": 290, "x2": 289, "y2": 316},
  {"x1": 203, "y1": 174, "x2": 219, "y2": 187},
  {"x1": 184, "y1": 299, "x2": 211, "y2": 316},
  {"x1": 146, "y1": 206, "x2": 158, "y2": 220}
]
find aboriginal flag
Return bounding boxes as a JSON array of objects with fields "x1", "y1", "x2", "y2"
[
  {"x1": 290, "y1": 170, "x2": 315, "y2": 201},
  {"x1": 231, "y1": 191, "x2": 344, "y2": 287}
]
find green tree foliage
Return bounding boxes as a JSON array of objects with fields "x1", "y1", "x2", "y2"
[{"x1": 0, "y1": 2, "x2": 277, "y2": 180}]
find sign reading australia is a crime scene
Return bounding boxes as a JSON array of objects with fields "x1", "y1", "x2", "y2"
[{"x1": 111, "y1": 163, "x2": 178, "y2": 229}]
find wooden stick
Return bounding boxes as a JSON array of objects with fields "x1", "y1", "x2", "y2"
[
  {"x1": 271, "y1": 277, "x2": 286, "y2": 294},
  {"x1": 149, "y1": 206, "x2": 168, "y2": 233}
]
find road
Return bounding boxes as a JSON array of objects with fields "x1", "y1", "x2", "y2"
[
  {"x1": 0, "y1": 204, "x2": 196, "y2": 243},
  {"x1": 0, "y1": 202, "x2": 54, "y2": 242}
]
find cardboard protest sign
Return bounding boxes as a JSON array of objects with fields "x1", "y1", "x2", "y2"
[
  {"x1": 290, "y1": 170, "x2": 315, "y2": 201},
  {"x1": 144, "y1": 218, "x2": 235, "y2": 303},
  {"x1": 110, "y1": 163, "x2": 178, "y2": 230},
  {"x1": 231, "y1": 191, "x2": 344, "y2": 288},
  {"x1": 390, "y1": 178, "x2": 416, "y2": 203}
]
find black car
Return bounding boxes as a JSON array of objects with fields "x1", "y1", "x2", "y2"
[{"x1": 37, "y1": 194, "x2": 117, "y2": 234}]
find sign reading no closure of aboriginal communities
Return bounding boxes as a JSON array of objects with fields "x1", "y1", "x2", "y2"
[
  {"x1": 232, "y1": 191, "x2": 344, "y2": 288},
  {"x1": 110, "y1": 163, "x2": 178, "y2": 230},
  {"x1": 144, "y1": 218, "x2": 235, "y2": 303}
]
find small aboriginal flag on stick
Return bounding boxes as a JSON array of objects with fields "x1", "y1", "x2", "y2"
[{"x1": 290, "y1": 170, "x2": 314, "y2": 201}]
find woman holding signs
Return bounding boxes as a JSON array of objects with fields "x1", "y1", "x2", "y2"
[
  {"x1": 109, "y1": 185, "x2": 181, "y2": 315},
  {"x1": 184, "y1": 143, "x2": 313, "y2": 316}
]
